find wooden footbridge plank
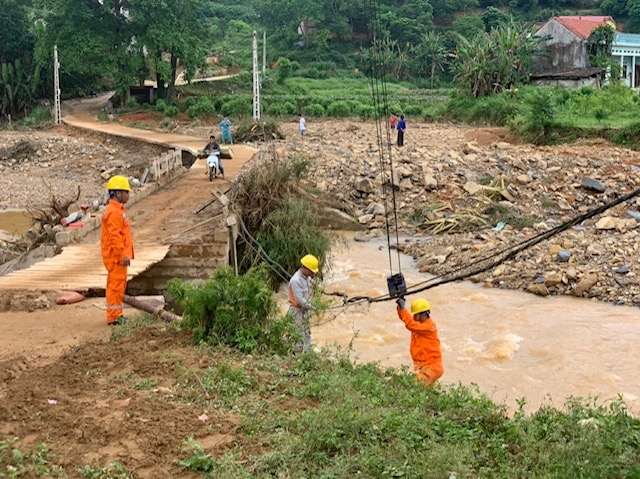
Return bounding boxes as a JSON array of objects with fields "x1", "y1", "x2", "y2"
[{"x1": 0, "y1": 243, "x2": 170, "y2": 291}]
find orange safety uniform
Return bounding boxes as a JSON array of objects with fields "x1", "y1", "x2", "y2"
[
  {"x1": 397, "y1": 306, "x2": 444, "y2": 386},
  {"x1": 101, "y1": 199, "x2": 134, "y2": 324}
]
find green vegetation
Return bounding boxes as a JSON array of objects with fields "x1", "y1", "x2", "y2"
[
  {"x1": 6, "y1": 322, "x2": 640, "y2": 477},
  {"x1": 233, "y1": 153, "x2": 332, "y2": 284},
  {"x1": 77, "y1": 461, "x2": 132, "y2": 479},
  {"x1": 0, "y1": 438, "x2": 66, "y2": 477},
  {"x1": 167, "y1": 340, "x2": 640, "y2": 479},
  {"x1": 167, "y1": 266, "x2": 298, "y2": 354}
]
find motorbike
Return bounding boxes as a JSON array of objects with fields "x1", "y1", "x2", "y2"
[{"x1": 206, "y1": 152, "x2": 221, "y2": 181}]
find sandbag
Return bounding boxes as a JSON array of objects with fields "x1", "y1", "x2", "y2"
[{"x1": 56, "y1": 291, "x2": 85, "y2": 305}]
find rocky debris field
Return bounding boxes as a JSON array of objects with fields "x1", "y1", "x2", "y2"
[
  {"x1": 279, "y1": 120, "x2": 640, "y2": 308},
  {"x1": 0, "y1": 129, "x2": 164, "y2": 210}
]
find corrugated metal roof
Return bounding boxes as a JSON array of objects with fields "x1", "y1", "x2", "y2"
[
  {"x1": 0, "y1": 243, "x2": 170, "y2": 291},
  {"x1": 614, "y1": 33, "x2": 640, "y2": 47}
]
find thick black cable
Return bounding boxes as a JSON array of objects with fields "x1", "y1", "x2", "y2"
[
  {"x1": 365, "y1": 0, "x2": 403, "y2": 276},
  {"x1": 337, "y1": 186, "x2": 640, "y2": 305}
]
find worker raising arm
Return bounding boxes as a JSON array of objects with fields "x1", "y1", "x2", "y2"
[{"x1": 396, "y1": 297, "x2": 444, "y2": 386}]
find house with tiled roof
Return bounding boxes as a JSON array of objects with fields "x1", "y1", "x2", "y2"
[{"x1": 532, "y1": 16, "x2": 616, "y2": 87}]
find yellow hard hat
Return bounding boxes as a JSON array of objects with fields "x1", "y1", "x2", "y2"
[
  {"x1": 106, "y1": 175, "x2": 131, "y2": 191},
  {"x1": 300, "y1": 254, "x2": 319, "y2": 273},
  {"x1": 411, "y1": 298, "x2": 431, "y2": 315}
]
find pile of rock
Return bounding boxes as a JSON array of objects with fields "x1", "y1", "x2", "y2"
[{"x1": 279, "y1": 120, "x2": 640, "y2": 307}]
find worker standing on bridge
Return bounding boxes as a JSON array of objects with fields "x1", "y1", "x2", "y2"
[
  {"x1": 396, "y1": 297, "x2": 443, "y2": 386},
  {"x1": 218, "y1": 117, "x2": 233, "y2": 144},
  {"x1": 101, "y1": 175, "x2": 135, "y2": 326},
  {"x1": 288, "y1": 254, "x2": 319, "y2": 353}
]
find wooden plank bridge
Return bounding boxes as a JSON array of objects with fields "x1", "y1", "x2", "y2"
[{"x1": 0, "y1": 243, "x2": 170, "y2": 291}]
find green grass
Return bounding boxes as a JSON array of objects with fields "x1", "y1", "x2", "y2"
[
  {"x1": 6, "y1": 322, "x2": 640, "y2": 478},
  {"x1": 169, "y1": 344, "x2": 640, "y2": 479}
]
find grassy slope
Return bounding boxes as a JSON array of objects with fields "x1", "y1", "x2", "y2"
[{"x1": 3, "y1": 322, "x2": 640, "y2": 478}]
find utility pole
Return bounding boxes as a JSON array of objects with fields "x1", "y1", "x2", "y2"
[
  {"x1": 262, "y1": 31, "x2": 266, "y2": 78},
  {"x1": 252, "y1": 31, "x2": 261, "y2": 121},
  {"x1": 53, "y1": 46, "x2": 62, "y2": 125}
]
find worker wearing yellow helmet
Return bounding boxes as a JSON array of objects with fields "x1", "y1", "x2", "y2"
[
  {"x1": 101, "y1": 175, "x2": 134, "y2": 326},
  {"x1": 396, "y1": 296, "x2": 443, "y2": 386},
  {"x1": 288, "y1": 254, "x2": 320, "y2": 352}
]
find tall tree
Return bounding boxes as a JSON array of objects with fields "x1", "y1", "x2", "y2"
[
  {"x1": 415, "y1": 31, "x2": 447, "y2": 87},
  {"x1": 0, "y1": 0, "x2": 35, "y2": 65},
  {"x1": 130, "y1": 0, "x2": 205, "y2": 102}
]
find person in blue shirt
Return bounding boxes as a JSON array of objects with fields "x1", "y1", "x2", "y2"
[
  {"x1": 397, "y1": 115, "x2": 406, "y2": 147},
  {"x1": 219, "y1": 117, "x2": 233, "y2": 144}
]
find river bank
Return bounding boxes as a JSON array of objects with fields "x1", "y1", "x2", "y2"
[{"x1": 273, "y1": 119, "x2": 640, "y2": 308}]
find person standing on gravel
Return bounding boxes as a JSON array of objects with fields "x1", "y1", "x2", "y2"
[
  {"x1": 288, "y1": 254, "x2": 319, "y2": 352},
  {"x1": 395, "y1": 297, "x2": 443, "y2": 386},
  {"x1": 101, "y1": 175, "x2": 135, "y2": 326},
  {"x1": 397, "y1": 114, "x2": 406, "y2": 147},
  {"x1": 299, "y1": 114, "x2": 307, "y2": 141}
]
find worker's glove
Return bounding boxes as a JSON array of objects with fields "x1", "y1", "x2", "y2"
[{"x1": 396, "y1": 297, "x2": 406, "y2": 310}]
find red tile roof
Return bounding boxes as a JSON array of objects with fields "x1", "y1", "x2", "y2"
[{"x1": 554, "y1": 16, "x2": 616, "y2": 39}]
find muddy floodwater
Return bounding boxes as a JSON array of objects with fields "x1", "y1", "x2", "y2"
[
  {"x1": 312, "y1": 236, "x2": 640, "y2": 415},
  {"x1": 0, "y1": 209, "x2": 31, "y2": 237}
]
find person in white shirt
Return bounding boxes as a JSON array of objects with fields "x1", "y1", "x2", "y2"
[
  {"x1": 287, "y1": 254, "x2": 319, "y2": 352},
  {"x1": 299, "y1": 114, "x2": 306, "y2": 140}
]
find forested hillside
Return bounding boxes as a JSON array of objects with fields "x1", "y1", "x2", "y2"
[{"x1": 0, "y1": 0, "x2": 633, "y2": 118}]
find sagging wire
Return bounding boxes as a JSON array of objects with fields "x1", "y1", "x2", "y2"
[{"x1": 232, "y1": 204, "x2": 292, "y2": 284}]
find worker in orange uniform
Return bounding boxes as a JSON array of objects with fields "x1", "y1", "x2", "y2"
[
  {"x1": 101, "y1": 175, "x2": 134, "y2": 326},
  {"x1": 396, "y1": 297, "x2": 443, "y2": 386},
  {"x1": 288, "y1": 254, "x2": 320, "y2": 353}
]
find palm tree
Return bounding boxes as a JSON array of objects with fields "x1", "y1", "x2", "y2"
[{"x1": 415, "y1": 31, "x2": 447, "y2": 88}]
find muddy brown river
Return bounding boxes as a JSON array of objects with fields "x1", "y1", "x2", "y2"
[{"x1": 310, "y1": 236, "x2": 640, "y2": 415}]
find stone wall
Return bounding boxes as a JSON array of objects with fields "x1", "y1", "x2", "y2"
[{"x1": 127, "y1": 220, "x2": 239, "y2": 295}]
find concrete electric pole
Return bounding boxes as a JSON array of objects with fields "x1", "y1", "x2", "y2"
[
  {"x1": 53, "y1": 46, "x2": 62, "y2": 125},
  {"x1": 252, "y1": 31, "x2": 261, "y2": 121},
  {"x1": 262, "y1": 31, "x2": 266, "y2": 79}
]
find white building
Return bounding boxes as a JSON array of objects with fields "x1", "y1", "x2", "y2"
[{"x1": 612, "y1": 33, "x2": 640, "y2": 88}]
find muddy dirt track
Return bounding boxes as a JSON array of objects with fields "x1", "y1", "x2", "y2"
[{"x1": 0, "y1": 97, "x2": 264, "y2": 476}]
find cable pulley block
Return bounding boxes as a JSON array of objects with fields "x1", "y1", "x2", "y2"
[{"x1": 387, "y1": 273, "x2": 407, "y2": 299}]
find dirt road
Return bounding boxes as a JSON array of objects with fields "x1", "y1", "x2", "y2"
[{"x1": 0, "y1": 96, "x2": 257, "y2": 368}]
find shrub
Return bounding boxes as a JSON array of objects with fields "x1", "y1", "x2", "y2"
[
  {"x1": 167, "y1": 266, "x2": 298, "y2": 354},
  {"x1": 187, "y1": 97, "x2": 216, "y2": 118},
  {"x1": 267, "y1": 101, "x2": 296, "y2": 116},
  {"x1": 155, "y1": 99, "x2": 167, "y2": 112},
  {"x1": 184, "y1": 96, "x2": 198, "y2": 107},
  {"x1": 309, "y1": 61, "x2": 337, "y2": 74},
  {"x1": 403, "y1": 104, "x2": 425, "y2": 117},
  {"x1": 276, "y1": 57, "x2": 294, "y2": 84},
  {"x1": 612, "y1": 121, "x2": 640, "y2": 148},
  {"x1": 220, "y1": 96, "x2": 251, "y2": 117},
  {"x1": 21, "y1": 106, "x2": 51, "y2": 126},
  {"x1": 327, "y1": 100, "x2": 353, "y2": 117},
  {"x1": 446, "y1": 93, "x2": 519, "y2": 125},
  {"x1": 126, "y1": 97, "x2": 138, "y2": 108},
  {"x1": 163, "y1": 104, "x2": 180, "y2": 117},
  {"x1": 301, "y1": 67, "x2": 328, "y2": 79},
  {"x1": 304, "y1": 103, "x2": 325, "y2": 117},
  {"x1": 358, "y1": 104, "x2": 376, "y2": 120},
  {"x1": 255, "y1": 197, "x2": 331, "y2": 282}
]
